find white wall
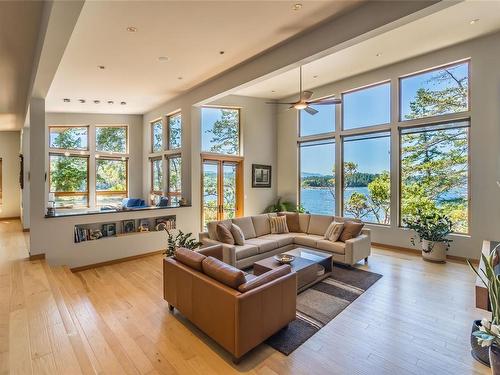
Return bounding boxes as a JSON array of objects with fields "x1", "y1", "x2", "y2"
[
  {"x1": 277, "y1": 31, "x2": 500, "y2": 259},
  {"x1": 0, "y1": 131, "x2": 21, "y2": 218}
]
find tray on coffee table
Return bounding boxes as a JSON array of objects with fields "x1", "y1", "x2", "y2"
[{"x1": 253, "y1": 247, "x2": 333, "y2": 292}]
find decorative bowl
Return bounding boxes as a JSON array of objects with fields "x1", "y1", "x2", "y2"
[{"x1": 274, "y1": 253, "x2": 295, "y2": 264}]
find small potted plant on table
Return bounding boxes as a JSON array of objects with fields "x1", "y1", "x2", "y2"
[{"x1": 403, "y1": 210, "x2": 452, "y2": 263}]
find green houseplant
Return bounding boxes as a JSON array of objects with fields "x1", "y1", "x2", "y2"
[
  {"x1": 403, "y1": 209, "x2": 452, "y2": 263},
  {"x1": 165, "y1": 230, "x2": 202, "y2": 257},
  {"x1": 264, "y1": 197, "x2": 305, "y2": 214},
  {"x1": 468, "y1": 244, "x2": 500, "y2": 372}
]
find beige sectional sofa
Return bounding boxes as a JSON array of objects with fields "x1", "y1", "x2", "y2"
[{"x1": 199, "y1": 213, "x2": 371, "y2": 269}]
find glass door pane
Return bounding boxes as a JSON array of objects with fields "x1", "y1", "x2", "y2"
[
  {"x1": 222, "y1": 163, "x2": 237, "y2": 220},
  {"x1": 202, "y1": 162, "x2": 219, "y2": 229}
]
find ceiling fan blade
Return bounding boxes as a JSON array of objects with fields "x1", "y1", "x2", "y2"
[
  {"x1": 304, "y1": 106, "x2": 318, "y2": 115},
  {"x1": 301, "y1": 90, "x2": 313, "y2": 100},
  {"x1": 265, "y1": 101, "x2": 296, "y2": 105},
  {"x1": 307, "y1": 94, "x2": 338, "y2": 103},
  {"x1": 311, "y1": 99, "x2": 342, "y2": 105},
  {"x1": 287, "y1": 105, "x2": 295, "y2": 111}
]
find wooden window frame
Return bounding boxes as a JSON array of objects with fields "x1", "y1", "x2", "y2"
[
  {"x1": 167, "y1": 111, "x2": 182, "y2": 150},
  {"x1": 150, "y1": 156, "x2": 163, "y2": 196},
  {"x1": 95, "y1": 125, "x2": 129, "y2": 155},
  {"x1": 48, "y1": 125, "x2": 90, "y2": 152},
  {"x1": 166, "y1": 154, "x2": 182, "y2": 203}
]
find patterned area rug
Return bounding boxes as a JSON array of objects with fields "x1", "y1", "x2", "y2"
[{"x1": 265, "y1": 264, "x2": 382, "y2": 355}]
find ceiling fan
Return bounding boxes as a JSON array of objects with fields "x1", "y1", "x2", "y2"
[{"x1": 266, "y1": 66, "x2": 341, "y2": 115}]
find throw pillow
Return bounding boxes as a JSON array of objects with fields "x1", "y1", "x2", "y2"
[
  {"x1": 324, "y1": 221, "x2": 344, "y2": 242},
  {"x1": 202, "y1": 256, "x2": 246, "y2": 289},
  {"x1": 174, "y1": 247, "x2": 206, "y2": 271},
  {"x1": 230, "y1": 223, "x2": 245, "y2": 245},
  {"x1": 339, "y1": 221, "x2": 364, "y2": 242},
  {"x1": 216, "y1": 223, "x2": 235, "y2": 245},
  {"x1": 278, "y1": 212, "x2": 300, "y2": 232},
  {"x1": 269, "y1": 215, "x2": 289, "y2": 234}
]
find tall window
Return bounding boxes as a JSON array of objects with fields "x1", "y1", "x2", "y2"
[
  {"x1": 300, "y1": 104, "x2": 335, "y2": 136},
  {"x1": 168, "y1": 112, "x2": 182, "y2": 149},
  {"x1": 201, "y1": 107, "x2": 240, "y2": 155},
  {"x1": 49, "y1": 154, "x2": 89, "y2": 208},
  {"x1": 96, "y1": 126, "x2": 127, "y2": 154},
  {"x1": 151, "y1": 157, "x2": 163, "y2": 195},
  {"x1": 342, "y1": 132, "x2": 391, "y2": 224},
  {"x1": 400, "y1": 122, "x2": 469, "y2": 233},
  {"x1": 343, "y1": 82, "x2": 391, "y2": 130},
  {"x1": 151, "y1": 120, "x2": 163, "y2": 153},
  {"x1": 400, "y1": 61, "x2": 469, "y2": 121},
  {"x1": 299, "y1": 139, "x2": 335, "y2": 215},
  {"x1": 96, "y1": 158, "x2": 128, "y2": 206},
  {"x1": 49, "y1": 126, "x2": 88, "y2": 150},
  {"x1": 167, "y1": 155, "x2": 182, "y2": 204}
]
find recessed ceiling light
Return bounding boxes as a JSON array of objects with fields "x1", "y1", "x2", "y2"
[
  {"x1": 376, "y1": 52, "x2": 382, "y2": 57},
  {"x1": 292, "y1": 3, "x2": 302, "y2": 11},
  {"x1": 63, "y1": 98, "x2": 70, "y2": 103},
  {"x1": 120, "y1": 101, "x2": 126, "y2": 105},
  {"x1": 313, "y1": 75, "x2": 318, "y2": 79},
  {"x1": 177, "y1": 76, "x2": 183, "y2": 80},
  {"x1": 470, "y1": 19, "x2": 480, "y2": 25},
  {"x1": 107, "y1": 100, "x2": 114, "y2": 104},
  {"x1": 97, "y1": 65, "x2": 105, "y2": 70},
  {"x1": 79, "y1": 99, "x2": 86, "y2": 103},
  {"x1": 219, "y1": 51, "x2": 225, "y2": 55},
  {"x1": 158, "y1": 56, "x2": 169, "y2": 62},
  {"x1": 126, "y1": 26, "x2": 137, "y2": 32},
  {"x1": 271, "y1": 90, "x2": 276, "y2": 93},
  {"x1": 94, "y1": 100, "x2": 100, "y2": 104}
]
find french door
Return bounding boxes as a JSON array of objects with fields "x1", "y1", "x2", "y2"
[{"x1": 202, "y1": 155, "x2": 243, "y2": 229}]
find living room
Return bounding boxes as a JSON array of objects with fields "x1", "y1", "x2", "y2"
[{"x1": 1, "y1": 0, "x2": 500, "y2": 374}]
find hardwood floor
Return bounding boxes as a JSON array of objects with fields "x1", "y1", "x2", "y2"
[{"x1": 0, "y1": 219, "x2": 491, "y2": 374}]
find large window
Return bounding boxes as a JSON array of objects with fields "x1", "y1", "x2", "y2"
[
  {"x1": 151, "y1": 157, "x2": 163, "y2": 195},
  {"x1": 96, "y1": 126, "x2": 127, "y2": 154},
  {"x1": 201, "y1": 107, "x2": 240, "y2": 155},
  {"x1": 401, "y1": 121, "x2": 469, "y2": 233},
  {"x1": 49, "y1": 154, "x2": 89, "y2": 208},
  {"x1": 96, "y1": 158, "x2": 128, "y2": 206},
  {"x1": 151, "y1": 120, "x2": 163, "y2": 153},
  {"x1": 342, "y1": 132, "x2": 391, "y2": 224},
  {"x1": 49, "y1": 126, "x2": 88, "y2": 150},
  {"x1": 400, "y1": 61, "x2": 469, "y2": 121},
  {"x1": 343, "y1": 82, "x2": 390, "y2": 130},
  {"x1": 167, "y1": 155, "x2": 182, "y2": 204},
  {"x1": 168, "y1": 112, "x2": 182, "y2": 149},
  {"x1": 300, "y1": 104, "x2": 335, "y2": 136},
  {"x1": 299, "y1": 139, "x2": 335, "y2": 215}
]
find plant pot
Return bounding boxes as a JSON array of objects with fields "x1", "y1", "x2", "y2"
[
  {"x1": 471, "y1": 320, "x2": 491, "y2": 367},
  {"x1": 491, "y1": 344, "x2": 500, "y2": 374},
  {"x1": 421, "y1": 239, "x2": 447, "y2": 263}
]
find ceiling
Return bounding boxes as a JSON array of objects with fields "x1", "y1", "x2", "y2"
[
  {"x1": 0, "y1": 1, "x2": 43, "y2": 130},
  {"x1": 235, "y1": 0, "x2": 500, "y2": 100},
  {"x1": 45, "y1": 0, "x2": 363, "y2": 114}
]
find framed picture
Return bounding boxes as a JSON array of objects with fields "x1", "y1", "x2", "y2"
[
  {"x1": 122, "y1": 220, "x2": 136, "y2": 233},
  {"x1": 102, "y1": 223, "x2": 116, "y2": 237},
  {"x1": 252, "y1": 164, "x2": 271, "y2": 188}
]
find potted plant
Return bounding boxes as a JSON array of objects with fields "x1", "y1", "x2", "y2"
[
  {"x1": 468, "y1": 245, "x2": 500, "y2": 372},
  {"x1": 164, "y1": 230, "x2": 202, "y2": 257},
  {"x1": 403, "y1": 210, "x2": 452, "y2": 263},
  {"x1": 264, "y1": 197, "x2": 305, "y2": 213}
]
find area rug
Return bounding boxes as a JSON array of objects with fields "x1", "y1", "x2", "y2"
[{"x1": 265, "y1": 264, "x2": 382, "y2": 355}]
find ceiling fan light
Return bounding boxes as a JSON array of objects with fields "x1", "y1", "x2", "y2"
[{"x1": 294, "y1": 103, "x2": 307, "y2": 110}]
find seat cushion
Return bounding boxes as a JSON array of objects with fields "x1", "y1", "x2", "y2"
[
  {"x1": 174, "y1": 247, "x2": 206, "y2": 271},
  {"x1": 232, "y1": 217, "x2": 256, "y2": 239},
  {"x1": 293, "y1": 234, "x2": 323, "y2": 248},
  {"x1": 235, "y1": 244, "x2": 259, "y2": 260},
  {"x1": 207, "y1": 219, "x2": 231, "y2": 241},
  {"x1": 201, "y1": 256, "x2": 246, "y2": 289},
  {"x1": 260, "y1": 233, "x2": 299, "y2": 247},
  {"x1": 244, "y1": 238, "x2": 279, "y2": 254},
  {"x1": 316, "y1": 239, "x2": 346, "y2": 255},
  {"x1": 251, "y1": 214, "x2": 272, "y2": 237},
  {"x1": 307, "y1": 215, "x2": 334, "y2": 236}
]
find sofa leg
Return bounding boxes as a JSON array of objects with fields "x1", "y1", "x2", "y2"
[
  {"x1": 168, "y1": 303, "x2": 174, "y2": 312},
  {"x1": 364, "y1": 257, "x2": 368, "y2": 263},
  {"x1": 232, "y1": 356, "x2": 241, "y2": 365}
]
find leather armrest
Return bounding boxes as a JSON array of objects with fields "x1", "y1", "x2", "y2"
[{"x1": 198, "y1": 244, "x2": 223, "y2": 260}]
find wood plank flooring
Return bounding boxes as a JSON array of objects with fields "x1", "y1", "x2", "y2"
[{"x1": 0, "y1": 219, "x2": 491, "y2": 374}]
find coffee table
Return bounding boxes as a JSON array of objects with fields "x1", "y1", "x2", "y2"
[{"x1": 253, "y1": 247, "x2": 333, "y2": 292}]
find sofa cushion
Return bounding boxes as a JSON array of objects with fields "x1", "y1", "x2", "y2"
[
  {"x1": 174, "y1": 247, "x2": 206, "y2": 271},
  {"x1": 293, "y1": 234, "x2": 323, "y2": 248},
  {"x1": 339, "y1": 221, "x2": 365, "y2": 242},
  {"x1": 202, "y1": 256, "x2": 246, "y2": 289},
  {"x1": 316, "y1": 239, "x2": 346, "y2": 255},
  {"x1": 298, "y1": 214, "x2": 311, "y2": 233},
  {"x1": 278, "y1": 212, "x2": 300, "y2": 232},
  {"x1": 259, "y1": 233, "x2": 299, "y2": 247},
  {"x1": 269, "y1": 215, "x2": 289, "y2": 234},
  {"x1": 216, "y1": 224, "x2": 235, "y2": 245},
  {"x1": 235, "y1": 244, "x2": 259, "y2": 260},
  {"x1": 251, "y1": 214, "x2": 272, "y2": 237},
  {"x1": 307, "y1": 215, "x2": 334, "y2": 236},
  {"x1": 245, "y1": 238, "x2": 279, "y2": 254},
  {"x1": 230, "y1": 224, "x2": 245, "y2": 245},
  {"x1": 324, "y1": 221, "x2": 344, "y2": 242},
  {"x1": 207, "y1": 219, "x2": 231, "y2": 241},
  {"x1": 238, "y1": 265, "x2": 291, "y2": 293},
  {"x1": 232, "y1": 217, "x2": 257, "y2": 239}
]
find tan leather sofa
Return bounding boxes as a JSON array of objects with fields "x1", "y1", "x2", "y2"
[
  {"x1": 199, "y1": 213, "x2": 371, "y2": 269},
  {"x1": 163, "y1": 245, "x2": 297, "y2": 362}
]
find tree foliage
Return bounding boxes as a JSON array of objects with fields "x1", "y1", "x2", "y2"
[{"x1": 206, "y1": 109, "x2": 239, "y2": 155}]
